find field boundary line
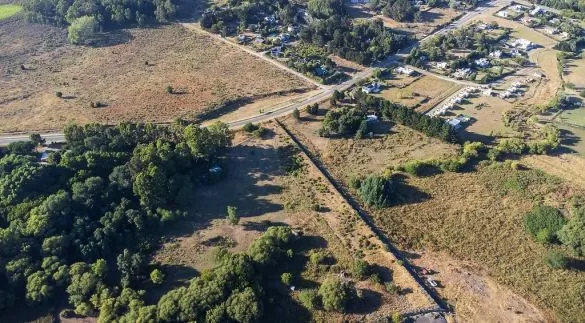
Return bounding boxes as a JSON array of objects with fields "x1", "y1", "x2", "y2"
[{"x1": 275, "y1": 119, "x2": 448, "y2": 317}]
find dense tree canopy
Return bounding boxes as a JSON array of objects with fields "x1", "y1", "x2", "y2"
[
  {"x1": 23, "y1": 0, "x2": 177, "y2": 28},
  {"x1": 0, "y1": 121, "x2": 232, "y2": 315}
]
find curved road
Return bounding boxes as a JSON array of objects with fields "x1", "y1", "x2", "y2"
[{"x1": 0, "y1": 0, "x2": 506, "y2": 146}]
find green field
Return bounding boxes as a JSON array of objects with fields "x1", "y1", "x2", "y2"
[{"x1": 0, "y1": 4, "x2": 22, "y2": 20}]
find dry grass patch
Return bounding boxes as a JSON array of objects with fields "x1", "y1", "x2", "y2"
[
  {"x1": 0, "y1": 22, "x2": 312, "y2": 132},
  {"x1": 376, "y1": 75, "x2": 462, "y2": 112},
  {"x1": 362, "y1": 166, "x2": 585, "y2": 323}
]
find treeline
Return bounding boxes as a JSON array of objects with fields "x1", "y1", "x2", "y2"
[
  {"x1": 537, "y1": 0, "x2": 585, "y2": 15},
  {"x1": 300, "y1": 17, "x2": 409, "y2": 65},
  {"x1": 319, "y1": 92, "x2": 455, "y2": 142},
  {"x1": 0, "y1": 121, "x2": 232, "y2": 316},
  {"x1": 22, "y1": 0, "x2": 177, "y2": 28},
  {"x1": 368, "y1": 96, "x2": 456, "y2": 142}
]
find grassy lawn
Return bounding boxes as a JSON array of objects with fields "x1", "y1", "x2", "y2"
[{"x1": 0, "y1": 4, "x2": 22, "y2": 20}]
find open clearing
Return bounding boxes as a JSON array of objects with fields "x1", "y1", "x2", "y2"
[
  {"x1": 411, "y1": 251, "x2": 545, "y2": 323},
  {"x1": 0, "y1": 20, "x2": 313, "y2": 132},
  {"x1": 0, "y1": 4, "x2": 21, "y2": 20},
  {"x1": 565, "y1": 57, "x2": 585, "y2": 89},
  {"x1": 376, "y1": 74, "x2": 462, "y2": 113},
  {"x1": 451, "y1": 94, "x2": 516, "y2": 138},
  {"x1": 153, "y1": 123, "x2": 435, "y2": 320},
  {"x1": 282, "y1": 111, "x2": 585, "y2": 322}
]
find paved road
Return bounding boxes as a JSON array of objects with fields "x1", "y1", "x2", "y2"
[{"x1": 0, "y1": 0, "x2": 507, "y2": 146}]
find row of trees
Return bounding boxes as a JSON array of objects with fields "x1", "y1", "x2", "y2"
[{"x1": 0, "y1": 121, "x2": 233, "y2": 315}]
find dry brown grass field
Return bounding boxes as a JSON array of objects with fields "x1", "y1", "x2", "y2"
[
  {"x1": 282, "y1": 110, "x2": 585, "y2": 322},
  {"x1": 376, "y1": 75, "x2": 462, "y2": 113},
  {"x1": 152, "y1": 123, "x2": 434, "y2": 321},
  {"x1": 0, "y1": 20, "x2": 313, "y2": 132}
]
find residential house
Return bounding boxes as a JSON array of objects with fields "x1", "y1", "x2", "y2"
[
  {"x1": 497, "y1": 11, "x2": 509, "y2": 18},
  {"x1": 511, "y1": 38, "x2": 534, "y2": 51},
  {"x1": 435, "y1": 62, "x2": 449, "y2": 69},
  {"x1": 395, "y1": 66, "x2": 415, "y2": 76},
  {"x1": 474, "y1": 58, "x2": 490, "y2": 68},
  {"x1": 453, "y1": 68, "x2": 471, "y2": 79},
  {"x1": 362, "y1": 82, "x2": 382, "y2": 94},
  {"x1": 530, "y1": 6, "x2": 544, "y2": 16},
  {"x1": 489, "y1": 50, "x2": 502, "y2": 58}
]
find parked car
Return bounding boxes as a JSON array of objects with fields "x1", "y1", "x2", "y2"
[{"x1": 427, "y1": 277, "x2": 438, "y2": 287}]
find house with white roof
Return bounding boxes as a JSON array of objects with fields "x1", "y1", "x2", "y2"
[
  {"x1": 395, "y1": 66, "x2": 415, "y2": 76},
  {"x1": 474, "y1": 58, "x2": 490, "y2": 68}
]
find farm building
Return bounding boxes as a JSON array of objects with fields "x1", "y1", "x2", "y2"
[{"x1": 395, "y1": 66, "x2": 415, "y2": 76}]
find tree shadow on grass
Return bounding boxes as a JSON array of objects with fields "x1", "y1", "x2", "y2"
[
  {"x1": 351, "y1": 289, "x2": 383, "y2": 314},
  {"x1": 391, "y1": 173, "x2": 431, "y2": 206},
  {"x1": 242, "y1": 220, "x2": 288, "y2": 232}
]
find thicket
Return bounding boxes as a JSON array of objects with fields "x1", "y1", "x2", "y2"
[
  {"x1": 0, "y1": 121, "x2": 233, "y2": 315},
  {"x1": 524, "y1": 206, "x2": 567, "y2": 244},
  {"x1": 558, "y1": 206, "x2": 585, "y2": 256}
]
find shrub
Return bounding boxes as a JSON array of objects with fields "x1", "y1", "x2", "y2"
[
  {"x1": 353, "y1": 258, "x2": 370, "y2": 279},
  {"x1": 242, "y1": 122, "x2": 259, "y2": 133},
  {"x1": 397, "y1": 160, "x2": 425, "y2": 176},
  {"x1": 306, "y1": 103, "x2": 319, "y2": 115},
  {"x1": 558, "y1": 207, "x2": 585, "y2": 256},
  {"x1": 358, "y1": 175, "x2": 393, "y2": 208},
  {"x1": 385, "y1": 282, "x2": 400, "y2": 294},
  {"x1": 150, "y1": 269, "x2": 165, "y2": 284},
  {"x1": 55, "y1": 91, "x2": 63, "y2": 98},
  {"x1": 349, "y1": 176, "x2": 362, "y2": 189},
  {"x1": 165, "y1": 85, "x2": 173, "y2": 94},
  {"x1": 298, "y1": 289, "x2": 319, "y2": 310},
  {"x1": 281, "y1": 272, "x2": 293, "y2": 286},
  {"x1": 524, "y1": 206, "x2": 566, "y2": 244},
  {"x1": 580, "y1": 90, "x2": 585, "y2": 98},
  {"x1": 226, "y1": 206, "x2": 239, "y2": 225},
  {"x1": 354, "y1": 120, "x2": 369, "y2": 139},
  {"x1": 309, "y1": 249, "x2": 329, "y2": 265},
  {"x1": 68, "y1": 16, "x2": 98, "y2": 45},
  {"x1": 292, "y1": 108, "x2": 300, "y2": 120},
  {"x1": 318, "y1": 277, "x2": 357, "y2": 312},
  {"x1": 391, "y1": 312, "x2": 403, "y2": 323},
  {"x1": 545, "y1": 250, "x2": 568, "y2": 269},
  {"x1": 251, "y1": 128, "x2": 267, "y2": 138}
]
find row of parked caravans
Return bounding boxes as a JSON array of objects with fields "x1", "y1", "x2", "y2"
[{"x1": 428, "y1": 86, "x2": 486, "y2": 117}]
